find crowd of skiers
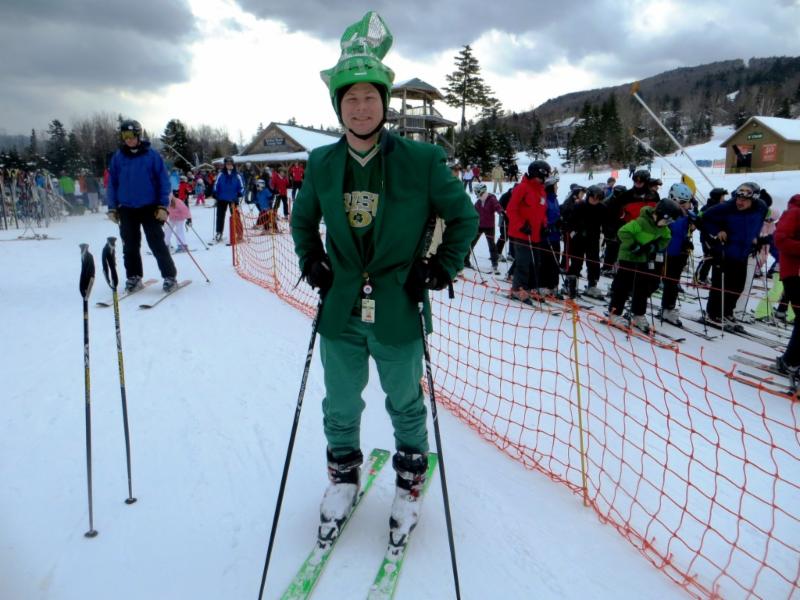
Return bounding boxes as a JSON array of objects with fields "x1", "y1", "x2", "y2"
[{"x1": 468, "y1": 159, "x2": 800, "y2": 372}]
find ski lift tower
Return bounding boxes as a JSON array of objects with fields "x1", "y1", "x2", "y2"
[{"x1": 386, "y1": 78, "x2": 456, "y2": 154}]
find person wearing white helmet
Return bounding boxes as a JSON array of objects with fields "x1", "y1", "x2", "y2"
[
  {"x1": 659, "y1": 183, "x2": 696, "y2": 327},
  {"x1": 465, "y1": 182, "x2": 504, "y2": 274}
]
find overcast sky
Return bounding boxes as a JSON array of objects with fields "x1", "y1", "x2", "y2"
[{"x1": 1, "y1": 0, "x2": 798, "y2": 142}]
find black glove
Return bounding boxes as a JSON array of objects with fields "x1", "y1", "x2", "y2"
[
  {"x1": 519, "y1": 221, "x2": 532, "y2": 236},
  {"x1": 154, "y1": 206, "x2": 168, "y2": 223},
  {"x1": 186, "y1": 218, "x2": 193, "y2": 228},
  {"x1": 681, "y1": 238, "x2": 694, "y2": 252},
  {"x1": 301, "y1": 252, "x2": 333, "y2": 297},
  {"x1": 404, "y1": 257, "x2": 450, "y2": 302},
  {"x1": 107, "y1": 209, "x2": 119, "y2": 224}
]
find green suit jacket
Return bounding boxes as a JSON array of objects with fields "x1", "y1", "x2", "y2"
[{"x1": 292, "y1": 131, "x2": 478, "y2": 344}]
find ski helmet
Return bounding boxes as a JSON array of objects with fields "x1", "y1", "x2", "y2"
[
  {"x1": 321, "y1": 12, "x2": 395, "y2": 119},
  {"x1": 668, "y1": 183, "x2": 693, "y2": 204},
  {"x1": 473, "y1": 182, "x2": 488, "y2": 196},
  {"x1": 708, "y1": 187, "x2": 728, "y2": 202},
  {"x1": 648, "y1": 177, "x2": 663, "y2": 187},
  {"x1": 654, "y1": 199, "x2": 682, "y2": 224},
  {"x1": 613, "y1": 185, "x2": 628, "y2": 194},
  {"x1": 759, "y1": 188, "x2": 772, "y2": 207},
  {"x1": 256, "y1": 179, "x2": 266, "y2": 189},
  {"x1": 527, "y1": 160, "x2": 552, "y2": 181},
  {"x1": 119, "y1": 119, "x2": 142, "y2": 142},
  {"x1": 586, "y1": 184, "x2": 604, "y2": 199},
  {"x1": 223, "y1": 156, "x2": 234, "y2": 166},
  {"x1": 632, "y1": 169, "x2": 650, "y2": 184},
  {"x1": 734, "y1": 182, "x2": 758, "y2": 199}
]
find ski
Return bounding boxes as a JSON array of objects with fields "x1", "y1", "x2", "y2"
[
  {"x1": 728, "y1": 370, "x2": 797, "y2": 397},
  {"x1": 366, "y1": 453, "x2": 439, "y2": 600},
  {"x1": 728, "y1": 355, "x2": 789, "y2": 380},
  {"x1": 694, "y1": 317, "x2": 785, "y2": 350},
  {"x1": 737, "y1": 348, "x2": 777, "y2": 363},
  {"x1": 491, "y1": 290, "x2": 563, "y2": 314},
  {"x1": 138, "y1": 280, "x2": 192, "y2": 309},
  {"x1": 281, "y1": 448, "x2": 391, "y2": 600},
  {"x1": 590, "y1": 314, "x2": 678, "y2": 350},
  {"x1": 95, "y1": 278, "x2": 158, "y2": 307}
]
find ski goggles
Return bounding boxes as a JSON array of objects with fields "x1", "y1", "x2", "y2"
[
  {"x1": 120, "y1": 130, "x2": 139, "y2": 141},
  {"x1": 735, "y1": 188, "x2": 755, "y2": 199}
]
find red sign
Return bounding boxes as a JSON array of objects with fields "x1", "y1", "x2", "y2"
[{"x1": 761, "y1": 144, "x2": 778, "y2": 162}]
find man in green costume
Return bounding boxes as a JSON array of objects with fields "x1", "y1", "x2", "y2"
[{"x1": 291, "y1": 12, "x2": 477, "y2": 548}]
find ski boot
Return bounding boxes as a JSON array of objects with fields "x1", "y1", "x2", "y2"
[
  {"x1": 163, "y1": 277, "x2": 178, "y2": 292},
  {"x1": 389, "y1": 451, "x2": 428, "y2": 556},
  {"x1": 508, "y1": 288, "x2": 533, "y2": 305},
  {"x1": 583, "y1": 284, "x2": 605, "y2": 300},
  {"x1": 722, "y1": 316, "x2": 745, "y2": 333},
  {"x1": 318, "y1": 448, "x2": 362, "y2": 550},
  {"x1": 214, "y1": 232, "x2": 223, "y2": 242},
  {"x1": 124, "y1": 275, "x2": 143, "y2": 293},
  {"x1": 607, "y1": 313, "x2": 627, "y2": 328},
  {"x1": 631, "y1": 314, "x2": 652, "y2": 334},
  {"x1": 561, "y1": 275, "x2": 578, "y2": 299},
  {"x1": 491, "y1": 263, "x2": 501, "y2": 275},
  {"x1": 661, "y1": 308, "x2": 683, "y2": 327}
]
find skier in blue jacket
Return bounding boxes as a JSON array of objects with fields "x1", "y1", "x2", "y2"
[
  {"x1": 699, "y1": 182, "x2": 767, "y2": 330},
  {"x1": 106, "y1": 119, "x2": 177, "y2": 292},
  {"x1": 212, "y1": 157, "x2": 244, "y2": 241}
]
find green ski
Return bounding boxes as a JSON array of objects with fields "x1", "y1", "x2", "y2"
[
  {"x1": 366, "y1": 453, "x2": 439, "y2": 600},
  {"x1": 281, "y1": 448, "x2": 391, "y2": 600}
]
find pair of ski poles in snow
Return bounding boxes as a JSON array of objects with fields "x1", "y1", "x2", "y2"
[
  {"x1": 79, "y1": 238, "x2": 137, "y2": 538},
  {"x1": 257, "y1": 292, "x2": 463, "y2": 599}
]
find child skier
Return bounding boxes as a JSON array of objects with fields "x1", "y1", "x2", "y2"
[
  {"x1": 659, "y1": 183, "x2": 696, "y2": 327},
  {"x1": 254, "y1": 179, "x2": 276, "y2": 233},
  {"x1": 165, "y1": 193, "x2": 191, "y2": 253},
  {"x1": 608, "y1": 199, "x2": 681, "y2": 333}
]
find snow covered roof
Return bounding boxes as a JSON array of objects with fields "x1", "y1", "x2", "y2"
[
  {"x1": 720, "y1": 116, "x2": 800, "y2": 146},
  {"x1": 213, "y1": 151, "x2": 310, "y2": 165},
  {"x1": 274, "y1": 123, "x2": 340, "y2": 151}
]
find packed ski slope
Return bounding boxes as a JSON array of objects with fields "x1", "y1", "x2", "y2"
[
  {"x1": 1, "y1": 130, "x2": 798, "y2": 599},
  {"x1": 1, "y1": 210, "x2": 683, "y2": 600}
]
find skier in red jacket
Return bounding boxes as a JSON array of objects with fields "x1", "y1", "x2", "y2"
[
  {"x1": 506, "y1": 160, "x2": 551, "y2": 303},
  {"x1": 774, "y1": 193, "x2": 800, "y2": 372}
]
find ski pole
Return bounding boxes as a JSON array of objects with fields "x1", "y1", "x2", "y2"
[
  {"x1": 186, "y1": 221, "x2": 209, "y2": 250},
  {"x1": 720, "y1": 243, "x2": 726, "y2": 339},
  {"x1": 527, "y1": 234, "x2": 544, "y2": 307},
  {"x1": 468, "y1": 243, "x2": 486, "y2": 285},
  {"x1": 630, "y1": 83, "x2": 716, "y2": 191},
  {"x1": 165, "y1": 220, "x2": 210, "y2": 283},
  {"x1": 418, "y1": 301, "x2": 462, "y2": 600},
  {"x1": 258, "y1": 298, "x2": 323, "y2": 600},
  {"x1": 101, "y1": 237, "x2": 137, "y2": 505},
  {"x1": 79, "y1": 243, "x2": 98, "y2": 538}
]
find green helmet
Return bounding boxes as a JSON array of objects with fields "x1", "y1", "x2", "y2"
[{"x1": 320, "y1": 11, "x2": 395, "y2": 116}]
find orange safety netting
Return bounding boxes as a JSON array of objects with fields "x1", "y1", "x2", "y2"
[{"x1": 231, "y1": 213, "x2": 799, "y2": 600}]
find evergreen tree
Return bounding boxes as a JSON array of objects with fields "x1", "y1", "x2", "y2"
[
  {"x1": 161, "y1": 118, "x2": 192, "y2": 171},
  {"x1": 527, "y1": 113, "x2": 545, "y2": 159},
  {"x1": 775, "y1": 98, "x2": 792, "y2": 118},
  {"x1": 46, "y1": 119, "x2": 69, "y2": 174},
  {"x1": 494, "y1": 129, "x2": 518, "y2": 176},
  {"x1": 65, "y1": 131, "x2": 86, "y2": 174},
  {"x1": 443, "y1": 45, "x2": 497, "y2": 130}
]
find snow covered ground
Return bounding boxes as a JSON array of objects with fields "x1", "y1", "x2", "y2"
[
  {"x1": 2, "y1": 129, "x2": 798, "y2": 600},
  {"x1": 1, "y1": 208, "x2": 686, "y2": 600}
]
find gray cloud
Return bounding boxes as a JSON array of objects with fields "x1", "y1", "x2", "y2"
[
  {"x1": 0, "y1": 0, "x2": 197, "y2": 131},
  {"x1": 233, "y1": 0, "x2": 800, "y2": 81}
]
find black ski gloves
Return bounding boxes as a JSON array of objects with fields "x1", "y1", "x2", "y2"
[
  {"x1": 107, "y1": 209, "x2": 119, "y2": 224},
  {"x1": 302, "y1": 251, "x2": 333, "y2": 297},
  {"x1": 519, "y1": 221, "x2": 533, "y2": 236},
  {"x1": 405, "y1": 256, "x2": 450, "y2": 303},
  {"x1": 154, "y1": 206, "x2": 168, "y2": 223}
]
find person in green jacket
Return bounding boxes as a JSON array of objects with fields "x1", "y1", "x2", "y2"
[
  {"x1": 608, "y1": 200, "x2": 682, "y2": 333},
  {"x1": 290, "y1": 12, "x2": 477, "y2": 549}
]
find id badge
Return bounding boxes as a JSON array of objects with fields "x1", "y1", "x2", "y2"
[
  {"x1": 655, "y1": 252, "x2": 664, "y2": 263},
  {"x1": 361, "y1": 298, "x2": 376, "y2": 323},
  {"x1": 648, "y1": 260, "x2": 655, "y2": 270}
]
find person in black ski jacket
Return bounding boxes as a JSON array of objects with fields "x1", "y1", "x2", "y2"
[{"x1": 563, "y1": 185, "x2": 607, "y2": 299}]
